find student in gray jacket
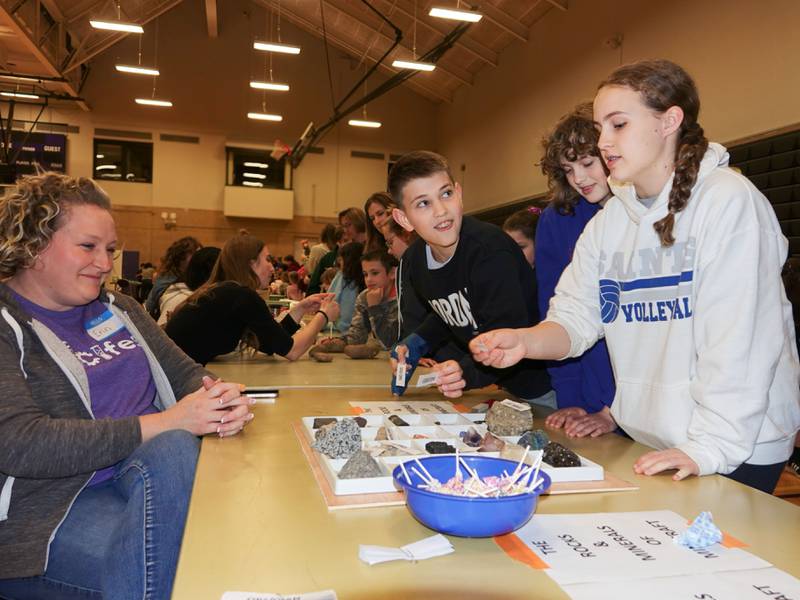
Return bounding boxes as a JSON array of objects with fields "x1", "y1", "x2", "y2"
[
  {"x1": 342, "y1": 249, "x2": 399, "y2": 349},
  {"x1": 0, "y1": 173, "x2": 254, "y2": 600}
]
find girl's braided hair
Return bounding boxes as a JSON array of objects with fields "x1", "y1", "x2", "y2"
[{"x1": 599, "y1": 59, "x2": 708, "y2": 246}]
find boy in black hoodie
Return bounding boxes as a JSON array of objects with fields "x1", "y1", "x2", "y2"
[{"x1": 389, "y1": 151, "x2": 552, "y2": 404}]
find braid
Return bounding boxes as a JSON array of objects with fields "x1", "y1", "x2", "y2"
[{"x1": 653, "y1": 122, "x2": 708, "y2": 246}]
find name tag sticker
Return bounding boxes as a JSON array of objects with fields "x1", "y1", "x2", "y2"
[
  {"x1": 416, "y1": 373, "x2": 438, "y2": 388},
  {"x1": 85, "y1": 309, "x2": 125, "y2": 341}
]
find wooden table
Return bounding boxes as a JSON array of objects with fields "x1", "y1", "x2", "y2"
[{"x1": 173, "y1": 365, "x2": 800, "y2": 599}]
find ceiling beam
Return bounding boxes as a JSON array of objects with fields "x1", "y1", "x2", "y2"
[
  {"x1": 263, "y1": 3, "x2": 452, "y2": 103},
  {"x1": 479, "y1": 2, "x2": 528, "y2": 42},
  {"x1": 65, "y1": 0, "x2": 107, "y2": 26},
  {"x1": 321, "y1": 0, "x2": 473, "y2": 87},
  {"x1": 543, "y1": 0, "x2": 569, "y2": 10},
  {"x1": 381, "y1": 0, "x2": 497, "y2": 68},
  {"x1": 204, "y1": 0, "x2": 217, "y2": 38},
  {"x1": 0, "y1": 3, "x2": 89, "y2": 110},
  {"x1": 63, "y1": 0, "x2": 185, "y2": 74}
]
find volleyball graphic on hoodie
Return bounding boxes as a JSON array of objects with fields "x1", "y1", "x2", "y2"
[{"x1": 599, "y1": 278, "x2": 621, "y2": 323}]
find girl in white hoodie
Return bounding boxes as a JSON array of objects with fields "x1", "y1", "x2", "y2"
[{"x1": 470, "y1": 59, "x2": 800, "y2": 493}]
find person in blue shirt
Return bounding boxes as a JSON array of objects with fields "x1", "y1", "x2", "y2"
[{"x1": 535, "y1": 103, "x2": 617, "y2": 437}]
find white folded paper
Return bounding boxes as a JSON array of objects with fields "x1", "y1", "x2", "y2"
[
  {"x1": 221, "y1": 591, "x2": 336, "y2": 600},
  {"x1": 359, "y1": 534, "x2": 454, "y2": 566}
]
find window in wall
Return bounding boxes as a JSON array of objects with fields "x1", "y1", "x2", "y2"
[
  {"x1": 226, "y1": 147, "x2": 288, "y2": 189},
  {"x1": 93, "y1": 139, "x2": 153, "y2": 183}
]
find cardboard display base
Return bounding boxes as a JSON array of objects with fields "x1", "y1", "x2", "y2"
[{"x1": 293, "y1": 423, "x2": 638, "y2": 510}]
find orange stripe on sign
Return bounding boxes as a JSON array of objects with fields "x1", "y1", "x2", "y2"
[
  {"x1": 350, "y1": 406, "x2": 365, "y2": 415},
  {"x1": 721, "y1": 531, "x2": 747, "y2": 548},
  {"x1": 494, "y1": 533, "x2": 550, "y2": 569},
  {"x1": 452, "y1": 403, "x2": 470, "y2": 413}
]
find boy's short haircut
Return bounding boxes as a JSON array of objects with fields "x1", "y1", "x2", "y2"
[
  {"x1": 361, "y1": 249, "x2": 399, "y2": 272},
  {"x1": 388, "y1": 151, "x2": 454, "y2": 207}
]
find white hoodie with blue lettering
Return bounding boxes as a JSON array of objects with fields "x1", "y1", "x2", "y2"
[{"x1": 546, "y1": 143, "x2": 800, "y2": 475}]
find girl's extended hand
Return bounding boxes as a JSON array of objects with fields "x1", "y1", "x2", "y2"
[
  {"x1": 298, "y1": 293, "x2": 334, "y2": 314},
  {"x1": 164, "y1": 376, "x2": 254, "y2": 437},
  {"x1": 319, "y1": 297, "x2": 340, "y2": 323},
  {"x1": 633, "y1": 448, "x2": 700, "y2": 481},
  {"x1": 469, "y1": 329, "x2": 527, "y2": 369}
]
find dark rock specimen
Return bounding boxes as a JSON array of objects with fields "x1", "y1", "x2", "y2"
[
  {"x1": 459, "y1": 427, "x2": 483, "y2": 447},
  {"x1": 425, "y1": 441, "x2": 456, "y2": 454},
  {"x1": 313, "y1": 417, "x2": 337, "y2": 429},
  {"x1": 542, "y1": 441, "x2": 581, "y2": 467},
  {"x1": 388, "y1": 415, "x2": 409, "y2": 426},
  {"x1": 354, "y1": 417, "x2": 367, "y2": 428}
]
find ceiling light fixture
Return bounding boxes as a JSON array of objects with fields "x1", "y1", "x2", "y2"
[
  {"x1": 90, "y1": 20, "x2": 143, "y2": 33},
  {"x1": 391, "y1": 59, "x2": 435, "y2": 71},
  {"x1": 244, "y1": 162, "x2": 270, "y2": 168},
  {"x1": 253, "y1": 41, "x2": 300, "y2": 55},
  {"x1": 247, "y1": 112, "x2": 282, "y2": 122},
  {"x1": 243, "y1": 172, "x2": 267, "y2": 179},
  {"x1": 393, "y1": 1, "x2": 436, "y2": 72},
  {"x1": 250, "y1": 81, "x2": 289, "y2": 92},
  {"x1": 0, "y1": 91, "x2": 40, "y2": 99},
  {"x1": 116, "y1": 65, "x2": 160, "y2": 76},
  {"x1": 348, "y1": 119, "x2": 382, "y2": 128},
  {"x1": 429, "y1": 7, "x2": 482, "y2": 22},
  {"x1": 135, "y1": 98, "x2": 172, "y2": 107},
  {"x1": 95, "y1": 165, "x2": 118, "y2": 170},
  {"x1": 243, "y1": 181, "x2": 264, "y2": 187}
]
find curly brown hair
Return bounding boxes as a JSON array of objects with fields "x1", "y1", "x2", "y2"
[
  {"x1": 540, "y1": 103, "x2": 606, "y2": 216},
  {"x1": 159, "y1": 236, "x2": 202, "y2": 279},
  {"x1": 598, "y1": 59, "x2": 708, "y2": 247},
  {"x1": 0, "y1": 172, "x2": 111, "y2": 278}
]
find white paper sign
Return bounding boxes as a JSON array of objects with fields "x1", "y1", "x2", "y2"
[
  {"x1": 349, "y1": 401, "x2": 458, "y2": 415},
  {"x1": 511, "y1": 510, "x2": 770, "y2": 585},
  {"x1": 563, "y1": 567, "x2": 800, "y2": 600}
]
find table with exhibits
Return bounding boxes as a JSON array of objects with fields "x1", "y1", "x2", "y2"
[{"x1": 172, "y1": 360, "x2": 800, "y2": 599}]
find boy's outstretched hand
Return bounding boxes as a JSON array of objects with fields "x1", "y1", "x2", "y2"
[
  {"x1": 634, "y1": 448, "x2": 699, "y2": 481},
  {"x1": 469, "y1": 329, "x2": 527, "y2": 369}
]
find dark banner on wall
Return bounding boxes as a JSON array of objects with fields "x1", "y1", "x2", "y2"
[{"x1": 0, "y1": 132, "x2": 67, "y2": 182}]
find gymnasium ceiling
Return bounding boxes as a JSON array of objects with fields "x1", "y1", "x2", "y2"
[{"x1": 0, "y1": 0, "x2": 567, "y2": 108}]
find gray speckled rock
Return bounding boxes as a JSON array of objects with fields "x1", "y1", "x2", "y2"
[
  {"x1": 312, "y1": 418, "x2": 362, "y2": 459},
  {"x1": 338, "y1": 450, "x2": 383, "y2": 479},
  {"x1": 486, "y1": 401, "x2": 533, "y2": 436}
]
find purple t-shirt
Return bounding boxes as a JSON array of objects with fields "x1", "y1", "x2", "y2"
[{"x1": 14, "y1": 293, "x2": 157, "y2": 485}]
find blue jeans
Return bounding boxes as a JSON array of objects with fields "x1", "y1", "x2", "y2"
[{"x1": 0, "y1": 430, "x2": 199, "y2": 600}]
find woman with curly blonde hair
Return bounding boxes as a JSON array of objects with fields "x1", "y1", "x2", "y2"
[{"x1": 0, "y1": 172, "x2": 252, "y2": 599}]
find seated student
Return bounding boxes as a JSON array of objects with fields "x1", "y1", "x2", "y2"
[
  {"x1": 532, "y1": 103, "x2": 617, "y2": 438},
  {"x1": 307, "y1": 207, "x2": 366, "y2": 294},
  {"x1": 471, "y1": 60, "x2": 800, "y2": 493},
  {"x1": 158, "y1": 246, "x2": 221, "y2": 326},
  {"x1": 389, "y1": 151, "x2": 551, "y2": 404},
  {"x1": 343, "y1": 249, "x2": 399, "y2": 349},
  {"x1": 320, "y1": 266, "x2": 337, "y2": 293},
  {"x1": 165, "y1": 231, "x2": 339, "y2": 365},
  {"x1": 145, "y1": 235, "x2": 202, "y2": 319},
  {"x1": 305, "y1": 224, "x2": 338, "y2": 283},
  {"x1": 0, "y1": 173, "x2": 252, "y2": 600},
  {"x1": 364, "y1": 192, "x2": 395, "y2": 253},
  {"x1": 327, "y1": 241, "x2": 365, "y2": 334},
  {"x1": 286, "y1": 271, "x2": 304, "y2": 301}
]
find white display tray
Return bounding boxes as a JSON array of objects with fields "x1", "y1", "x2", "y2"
[{"x1": 302, "y1": 413, "x2": 604, "y2": 496}]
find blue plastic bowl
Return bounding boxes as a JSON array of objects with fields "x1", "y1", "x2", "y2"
[{"x1": 392, "y1": 455, "x2": 551, "y2": 538}]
